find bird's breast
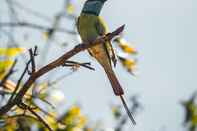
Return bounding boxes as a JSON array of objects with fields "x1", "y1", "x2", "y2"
[{"x1": 78, "y1": 14, "x2": 99, "y2": 42}]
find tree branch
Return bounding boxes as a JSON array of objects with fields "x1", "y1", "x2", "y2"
[{"x1": 0, "y1": 25, "x2": 125, "y2": 116}]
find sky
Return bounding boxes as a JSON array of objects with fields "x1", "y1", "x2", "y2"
[{"x1": 1, "y1": 0, "x2": 197, "y2": 131}]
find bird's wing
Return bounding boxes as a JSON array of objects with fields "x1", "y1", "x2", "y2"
[
  {"x1": 76, "y1": 17, "x2": 80, "y2": 34},
  {"x1": 95, "y1": 17, "x2": 108, "y2": 35},
  {"x1": 95, "y1": 17, "x2": 117, "y2": 66}
]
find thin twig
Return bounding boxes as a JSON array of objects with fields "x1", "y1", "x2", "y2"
[
  {"x1": 63, "y1": 60, "x2": 95, "y2": 70},
  {"x1": 17, "y1": 103, "x2": 53, "y2": 131},
  {"x1": 12, "y1": 0, "x2": 52, "y2": 22},
  {"x1": 0, "y1": 90, "x2": 13, "y2": 95},
  {"x1": 8, "y1": 47, "x2": 37, "y2": 101},
  {"x1": 28, "y1": 107, "x2": 53, "y2": 131},
  {"x1": 48, "y1": 71, "x2": 75, "y2": 87},
  {"x1": 32, "y1": 103, "x2": 56, "y2": 119},
  {"x1": 6, "y1": 114, "x2": 38, "y2": 121},
  {"x1": 8, "y1": 60, "x2": 30, "y2": 102},
  {"x1": 5, "y1": 0, "x2": 19, "y2": 22},
  {"x1": 29, "y1": 47, "x2": 36, "y2": 73},
  {"x1": 0, "y1": 22, "x2": 76, "y2": 34}
]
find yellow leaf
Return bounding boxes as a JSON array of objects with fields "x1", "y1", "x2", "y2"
[
  {"x1": 119, "y1": 44, "x2": 137, "y2": 54},
  {"x1": 15, "y1": 107, "x2": 26, "y2": 114},
  {"x1": 67, "y1": 3, "x2": 75, "y2": 14},
  {"x1": 192, "y1": 116, "x2": 197, "y2": 126},
  {"x1": 118, "y1": 56, "x2": 137, "y2": 73},
  {"x1": 42, "y1": 31, "x2": 49, "y2": 40},
  {"x1": 77, "y1": 115, "x2": 87, "y2": 128},
  {"x1": 0, "y1": 60, "x2": 14, "y2": 79},
  {"x1": 0, "y1": 47, "x2": 26, "y2": 57},
  {"x1": 44, "y1": 112, "x2": 58, "y2": 130},
  {"x1": 0, "y1": 70, "x2": 6, "y2": 80},
  {"x1": 3, "y1": 79, "x2": 16, "y2": 92},
  {"x1": 123, "y1": 59, "x2": 136, "y2": 68},
  {"x1": 0, "y1": 74, "x2": 5, "y2": 80},
  {"x1": 84, "y1": 128, "x2": 93, "y2": 131},
  {"x1": 115, "y1": 37, "x2": 137, "y2": 54},
  {"x1": 0, "y1": 59, "x2": 14, "y2": 69},
  {"x1": 71, "y1": 127, "x2": 83, "y2": 131},
  {"x1": 63, "y1": 106, "x2": 87, "y2": 128},
  {"x1": 37, "y1": 82, "x2": 48, "y2": 93},
  {"x1": 69, "y1": 106, "x2": 81, "y2": 116}
]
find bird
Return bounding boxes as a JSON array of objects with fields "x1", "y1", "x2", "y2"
[{"x1": 77, "y1": 0, "x2": 136, "y2": 124}]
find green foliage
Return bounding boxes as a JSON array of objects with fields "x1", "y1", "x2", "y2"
[{"x1": 182, "y1": 92, "x2": 197, "y2": 131}]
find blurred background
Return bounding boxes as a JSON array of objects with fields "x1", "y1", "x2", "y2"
[{"x1": 0, "y1": 0, "x2": 197, "y2": 131}]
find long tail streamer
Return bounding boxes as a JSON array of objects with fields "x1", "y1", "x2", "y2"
[{"x1": 120, "y1": 95, "x2": 136, "y2": 125}]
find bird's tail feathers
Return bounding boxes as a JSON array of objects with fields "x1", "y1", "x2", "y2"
[
  {"x1": 103, "y1": 67, "x2": 136, "y2": 125},
  {"x1": 104, "y1": 67, "x2": 124, "y2": 96},
  {"x1": 120, "y1": 95, "x2": 136, "y2": 125}
]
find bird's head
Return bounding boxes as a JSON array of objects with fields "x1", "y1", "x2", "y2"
[
  {"x1": 87, "y1": 0, "x2": 107, "y2": 2},
  {"x1": 82, "y1": 0, "x2": 107, "y2": 15}
]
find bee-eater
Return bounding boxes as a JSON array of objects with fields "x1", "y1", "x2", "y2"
[{"x1": 77, "y1": 0, "x2": 136, "y2": 124}]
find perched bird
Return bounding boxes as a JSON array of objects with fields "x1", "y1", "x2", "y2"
[{"x1": 77, "y1": 0, "x2": 136, "y2": 124}]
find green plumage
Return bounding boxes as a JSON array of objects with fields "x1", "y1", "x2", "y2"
[{"x1": 77, "y1": 13, "x2": 113, "y2": 67}]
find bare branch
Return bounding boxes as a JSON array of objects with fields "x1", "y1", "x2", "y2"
[
  {"x1": 47, "y1": 71, "x2": 75, "y2": 87},
  {"x1": 17, "y1": 103, "x2": 53, "y2": 131},
  {"x1": 0, "y1": 25, "x2": 125, "y2": 117},
  {"x1": 63, "y1": 60, "x2": 95, "y2": 71},
  {"x1": 0, "y1": 22, "x2": 77, "y2": 34}
]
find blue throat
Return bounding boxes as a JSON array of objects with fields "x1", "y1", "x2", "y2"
[{"x1": 82, "y1": 0, "x2": 105, "y2": 16}]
